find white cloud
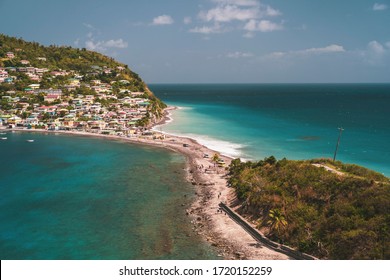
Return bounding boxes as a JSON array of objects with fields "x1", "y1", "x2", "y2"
[
  {"x1": 199, "y1": 1, "x2": 281, "y2": 23},
  {"x1": 299, "y1": 44, "x2": 345, "y2": 54},
  {"x1": 244, "y1": 19, "x2": 283, "y2": 32},
  {"x1": 103, "y1": 39, "x2": 128, "y2": 49},
  {"x1": 373, "y1": 3, "x2": 388, "y2": 11},
  {"x1": 85, "y1": 38, "x2": 128, "y2": 52},
  {"x1": 199, "y1": 4, "x2": 259, "y2": 22},
  {"x1": 368, "y1": 41, "x2": 385, "y2": 54},
  {"x1": 211, "y1": 0, "x2": 259, "y2": 6},
  {"x1": 189, "y1": 23, "x2": 224, "y2": 34},
  {"x1": 82, "y1": 22, "x2": 127, "y2": 53},
  {"x1": 265, "y1": 6, "x2": 282, "y2": 17},
  {"x1": 85, "y1": 40, "x2": 98, "y2": 51},
  {"x1": 183, "y1": 17, "x2": 192, "y2": 24},
  {"x1": 191, "y1": 0, "x2": 282, "y2": 36},
  {"x1": 267, "y1": 44, "x2": 345, "y2": 58},
  {"x1": 267, "y1": 51, "x2": 286, "y2": 59},
  {"x1": 362, "y1": 40, "x2": 387, "y2": 65},
  {"x1": 83, "y1": 23, "x2": 95, "y2": 30},
  {"x1": 152, "y1": 15, "x2": 174, "y2": 25},
  {"x1": 226, "y1": 51, "x2": 253, "y2": 58}
]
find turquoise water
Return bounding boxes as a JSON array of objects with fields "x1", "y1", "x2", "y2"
[
  {"x1": 0, "y1": 132, "x2": 218, "y2": 259},
  {"x1": 1, "y1": 84, "x2": 388, "y2": 260},
  {"x1": 150, "y1": 84, "x2": 390, "y2": 176}
]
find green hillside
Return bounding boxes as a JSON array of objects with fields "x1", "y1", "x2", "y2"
[
  {"x1": 228, "y1": 156, "x2": 390, "y2": 259},
  {"x1": 0, "y1": 34, "x2": 166, "y2": 126}
]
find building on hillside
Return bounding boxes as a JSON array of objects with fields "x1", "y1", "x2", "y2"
[
  {"x1": 7, "y1": 116, "x2": 22, "y2": 125},
  {"x1": 44, "y1": 94, "x2": 61, "y2": 103},
  {"x1": 4, "y1": 77, "x2": 14, "y2": 83},
  {"x1": 26, "y1": 67, "x2": 35, "y2": 73},
  {"x1": 0, "y1": 70, "x2": 8, "y2": 83},
  {"x1": 6, "y1": 52, "x2": 15, "y2": 59},
  {"x1": 28, "y1": 84, "x2": 40, "y2": 90}
]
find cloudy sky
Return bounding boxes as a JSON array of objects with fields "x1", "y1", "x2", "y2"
[{"x1": 1, "y1": 0, "x2": 389, "y2": 83}]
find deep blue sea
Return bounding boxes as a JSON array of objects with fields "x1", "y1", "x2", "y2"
[
  {"x1": 0, "y1": 132, "x2": 217, "y2": 259},
  {"x1": 150, "y1": 84, "x2": 390, "y2": 176}
]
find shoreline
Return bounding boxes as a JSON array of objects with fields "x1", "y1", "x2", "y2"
[
  {"x1": 1, "y1": 112, "x2": 290, "y2": 260},
  {"x1": 151, "y1": 106, "x2": 247, "y2": 161}
]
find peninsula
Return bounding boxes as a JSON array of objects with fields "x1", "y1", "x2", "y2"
[{"x1": 1, "y1": 35, "x2": 389, "y2": 260}]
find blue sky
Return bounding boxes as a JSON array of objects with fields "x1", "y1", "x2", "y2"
[{"x1": 1, "y1": 0, "x2": 389, "y2": 83}]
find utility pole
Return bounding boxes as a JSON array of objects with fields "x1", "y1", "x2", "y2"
[{"x1": 333, "y1": 127, "x2": 344, "y2": 162}]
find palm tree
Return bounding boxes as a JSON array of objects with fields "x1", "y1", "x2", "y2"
[{"x1": 267, "y1": 209, "x2": 288, "y2": 238}]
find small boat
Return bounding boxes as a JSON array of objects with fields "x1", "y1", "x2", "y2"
[
  {"x1": 1, "y1": 137, "x2": 7, "y2": 140},
  {"x1": 26, "y1": 139, "x2": 34, "y2": 142},
  {"x1": 0, "y1": 132, "x2": 6, "y2": 135}
]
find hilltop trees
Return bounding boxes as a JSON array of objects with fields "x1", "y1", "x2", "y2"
[{"x1": 228, "y1": 156, "x2": 390, "y2": 259}]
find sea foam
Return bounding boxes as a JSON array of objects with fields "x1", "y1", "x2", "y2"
[
  {"x1": 154, "y1": 127, "x2": 246, "y2": 159},
  {"x1": 190, "y1": 134, "x2": 245, "y2": 158},
  {"x1": 153, "y1": 106, "x2": 247, "y2": 159}
]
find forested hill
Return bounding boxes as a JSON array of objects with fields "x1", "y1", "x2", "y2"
[
  {"x1": 0, "y1": 34, "x2": 146, "y2": 88},
  {"x1": 228, "y1": 157, "x2": 390, "y2": 259},
  {"x1": 0, "y1": 34, "x2": 166, "y2": 124}
]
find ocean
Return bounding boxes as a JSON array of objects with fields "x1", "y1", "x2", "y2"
[
  {"x1": 0, "y1": 132, "x2": 218, "y2": 259},
  {"x1": 150, "y1": 84, "x2": 390, "y2": 176},
  {"x1": 1, "y1": 83, "x2": 388, "y2": 260}
]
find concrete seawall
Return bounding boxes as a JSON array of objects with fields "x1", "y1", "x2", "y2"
[{"x1": 219, "y1": 202, "x2": 317, "y2": 260}]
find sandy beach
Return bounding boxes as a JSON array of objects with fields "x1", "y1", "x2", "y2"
[{"x1": 2, "y1": 110, "x2": 290, "y2": 260}]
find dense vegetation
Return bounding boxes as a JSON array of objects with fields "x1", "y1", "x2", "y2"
[
  {"x1": 228, "y1": 156, "x2": 390, "y2": 259},
  {"x1": 0, "y1": 34, "x2": 166, "y2": 125}
]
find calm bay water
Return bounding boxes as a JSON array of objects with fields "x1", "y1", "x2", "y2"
[
  {"x1": 151, "y1": 84, "x2": 390, "y2": 176},
  {"x1": 0, "y1": 132, "x2": 217, "y2": 259}
]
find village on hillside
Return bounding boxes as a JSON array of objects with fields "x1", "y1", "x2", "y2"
[{"x1": 0, "y1": 49, "x2": 165, "y2": 138}]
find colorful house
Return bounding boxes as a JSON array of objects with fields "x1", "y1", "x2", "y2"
[
  {"x1": 28, "y1": 84, "x2": 40, "y2": 90},
  {"x1": 44, "y1": 94, "x2": 61, "y2": 103},
  {"x1": 6, "y1": 52, "x2": 15, "y2": 59},
  {"x1": 7, "y1": 116, "x2": 22, "y2": 125}
]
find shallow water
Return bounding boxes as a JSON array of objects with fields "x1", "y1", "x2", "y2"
[{"x1": 0, "y1": 132, "x2": 218, "y2": 259}]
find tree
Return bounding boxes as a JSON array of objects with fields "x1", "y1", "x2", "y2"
[
  {"x1": 266, "y1": 209, "x2": 288, "y2": 238},
  {"x1": 212, "y1": 153, "x2": 220, "y2": 163}
]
